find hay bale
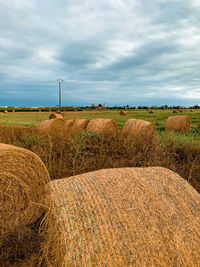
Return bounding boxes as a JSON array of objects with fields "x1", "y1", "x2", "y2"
[
  {"x1": 0, "y1": 144, "x2": 50, "y2": 240},
  {"x1": 178, "y1": 109, "x2": 183, "y2": 113},
  {"x1": 65, "y1": 119, "x2": 75, "y2": 132},
  {"x1": 87, "y1": 119, "x2": 118, "y2": 134},
  {"x1": 56, "y1": 110, "x2": 62, "y2": 114},
  {"x1": 3, "y1": 110, "x2": 8, "y2": 114},
  {"x1": 173, "y1": 110, "x2": 179, "y2": 113},
  {"x1": 49, "y1": 113, "x2": 63, "y2": 120},
  {"x1": 39, "y1": 118, "x2": 65, "y2": 136},
  {"x1": 190, "y1": 109, "x2": 194, "y2": 112},
  {"x1": 12, "y1": 110, "x2": 15, "y2": 112},
  {"x1": 71, "y1": 119, "x2": 90, "y2": 135},
  {"x1": 119, "y1": 110, "x2": 126, "y2": 115},
  {"x1": 41, "y1": 167, "x2": 200, "y2": 267},
  {"x1": 122, "y1": 119, "x2": 156, "y2": 137},
  {"x1": 165, "y1": 115, "x2": 190, "y2": 133},
  {"x1": 149, "y1": 110, "x2": 154, "y2": 114}
]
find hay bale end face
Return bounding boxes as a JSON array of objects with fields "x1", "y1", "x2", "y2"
[
  {"x1": 0, "y1": 143, "x2": 50, "y2": 240},
  {"x1": 86, "y1": 118, "x2": 118, "y2": 134},
  {"x1": 122, "y1": 119, "x2": 156, "y2": 138},
  {"x1": 165, "y1": 115, "x2": 190, "y2": 133},
  {"x1": 40, "y1": 118, "x2": 65, "y2": 136},
  {"x1": 49, "y1": 113, "x2": 63, "y2": 120},
  {"x1": 42, "y1": 167, "x2": 200, "y2": 267},
  {"x1": 119, "y1": 110, "x2": 126, "y2": 116}
]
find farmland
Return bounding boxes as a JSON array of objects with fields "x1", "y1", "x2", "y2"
[
  {"x1": 1, "y1": 109, "x2": 200, "y2": 266},
  {"x1": 0, "y1": 109, "x2": 199, "y2": 146}
]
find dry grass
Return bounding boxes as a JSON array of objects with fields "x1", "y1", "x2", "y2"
[
  {"x1": 41, "y1": 167, "x2": 200, "y2": 267},
  {"x1": 165, "y1": 115, "x2": 190, "y2": 133},
  {"x1": 0, "y1": 144, "x2": 50, "y2": 264}
]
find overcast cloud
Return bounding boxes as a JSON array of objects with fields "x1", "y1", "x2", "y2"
[{"x1": 0, "y1": 0, "x2": 200, "y2": 107}]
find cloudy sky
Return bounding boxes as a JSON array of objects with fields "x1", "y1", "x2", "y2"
[{"x1": 0, "y1": 0, "x2": 200, "y2": 107}]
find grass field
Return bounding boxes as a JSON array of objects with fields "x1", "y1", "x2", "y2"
[{"x1": 0, "y1": 109, "x2": 199, "y2": 146}]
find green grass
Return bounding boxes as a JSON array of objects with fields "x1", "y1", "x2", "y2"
[{"x1": 0, "y1": 109, "x2": 200, "y2": 146}]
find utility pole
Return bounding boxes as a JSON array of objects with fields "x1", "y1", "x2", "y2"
[{"x1": 56, "y1": 79, "x2": 64, "y2": 111}]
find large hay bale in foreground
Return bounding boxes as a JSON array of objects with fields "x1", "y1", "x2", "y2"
[
  {"x1": 0, "y1": 144, "x2": 50, "y2": 240},
  {"x1": 65, "y1": 119, "x2": 75, "y2": 133},
  {"x1": 165, "y1": 115, "x2": 190, "y2": 133},
  {"x1": 40, "y1": 118, "x2": 65, "y2": 136},
  {"x1": 49, "y1": 113, "x2": 63, "y2": 120},
  {"x1": 42, "y1": 167, "x2": 200, "y2": 267},
  {"x1": 119, "y1": 110, "x2": 126, "y2": 115},
  {"x1": 122, "y1": 119, "x2": 156, "y2": 138},
  {"x1": 87, "y1": 119, "x2": 118, "y2": 134}
]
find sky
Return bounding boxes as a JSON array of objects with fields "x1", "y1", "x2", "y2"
[{"x1": 0, "y1": 0, "x2": 200, "y2": 107}]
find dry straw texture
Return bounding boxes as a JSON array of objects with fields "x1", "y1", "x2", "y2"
[
  {"x1": 0, "y1": 143, "x2": 50, "y2": 241},
  {"x1": 165, "y1": 115, "x2": 190, "y2": 133},
  {"x1": 87, "y1": 119, "x2": 118, "y2": 134},
  {"x1": 173, "y1": 110, "x2": 179, "y2": 113},
  {"x1": 122, "y1": 119, "x2": 156, "y2": 138},
  {"x1": 49, "y1": 113, "x2": 63, "y2": 120},
  {"x1": 119, "y1": 110, "x2": 126, "y2": 116},
  {"x1": 3, "y1": 110, "x2": 8, "y2": 114},
  {"x1": 42, "y1": 167, "x2": 200, "y2": 267},
  {"x1": 40, "y1": 118, "x2": 65, "y2": 137},
  {"x1": 71, "y1": 119, "x2": 90, "y2": 135}
]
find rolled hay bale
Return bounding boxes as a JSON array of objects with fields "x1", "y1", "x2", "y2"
[
  {"x1": 178, "y1": 109, "x2": 183, "y2": 113},
  {"x1": 56, "y1": 110, "x2": 62, "y2": 114},
  {"x1": 86, "y1": 118, "x2": 118, "y2": 134},
  {"x1": 122, "y1": 119, "x2": 157, "y2": 138},
  {"x1": 38, "y1": 110, "x2": 42, "y2": 112},
  {"x1": 119, "y1": 110, "x2": 126, "y2": 115},
  {"x1": 70, "y1": 119, "x2": 90, "y2": 135},
  {"x1": 39, "y1": 118, "x2": 65, "y2": 137},
  {"x1": 165, "y1": 115, "x2": 190, "y2": 133},
  {"x1": 173, "y1": 110, "x2": 179, "y2": 113},
  {"x1": 65, "y1": 119, "x2": 75, "y2": 133},
  {"x1": 3, "y1": 110, "x2": 8, "y2": 114},
  {"x1": 149, "y1": 110, "x2": 154, "y2": 114},
  {"x1": 49, "y1": 113, "x2": 63, "y2": 120},
  {"x1": 41, "y1": 167, "x2": 200, "y2": 267},
  {"x1": 12, "y1": 109, "x2": 15, "y2": 112},
  {"x1": 0, "y1": 143, "x2": 50, "y2": 240},
  {"x1": 190, "y1": 109, "x2": 194, "y2": 112}
]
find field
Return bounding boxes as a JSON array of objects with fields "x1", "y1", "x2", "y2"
[
  {"x1": 0, "y1": 109, "x2": 200, "y2": 146},
  {"x1": 1, "y1": 109, "x2": 200, "y2": 266}
]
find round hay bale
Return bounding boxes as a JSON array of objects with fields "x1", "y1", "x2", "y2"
[
  {"x1": 3, "y1": 110, "x2": 8, "y2": 114},
  {"x1": 122, "y1": 119, "x2": 156, "y2": 137},
  {"x1": 12, "y1": 110, "x2": 15, "y2": 112},
  {"x1": 71, "y1": 119, "x2": 90, "y2": 135},
  {"x1": 173, "y1": 110, "x2": 179, "y2": 113},
  {"x1": 190, "y1": 109, "x2": 194, "y2": 112},
  {"x1": 165, "y1": 115, "x2": 190, "y2": 133},
  {"x1": 149, "y1": 110, "x2": 154, "y2": 114},
  {"x1": 65, "y1": 119, "x2": 75, "y2": 133},
  {"x1": 49, "y1": 113, "x2": 63, "y2": 120},
  {"x1": 0, "y1": 143, "x2": 50, "y2": 239},
  {"x1": 39, "y1": 118, "x2": 65, "y2": 136},
  {"x1": 178, "y1": 109, "x2": 183, "y2": 113},
  {"x1": 119, "y1": 110, "x2": 126, "y2": 116},
  {"x1": 41, "y1": 167, "x2": 200, "y2": 267},
  {"x1": 86, "y1": 119, "x2": 118, "y2": 134},
  {"x1": 56, "y1": 110, "x2": 62, "y2": 114}
]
